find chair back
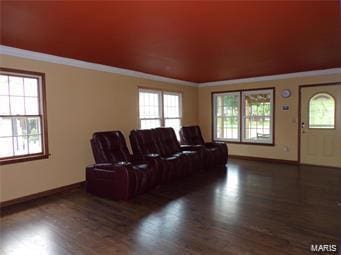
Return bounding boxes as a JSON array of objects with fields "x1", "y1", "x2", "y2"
[
  {"x1": 91, "y1": 131, "x2": 132, "y2": 164},
  {"x1": 155, "y1": 127, "x2": 180, "y2": 156},
  {"x1": 129, "y1": 129, "x2": 161, "y2": 156},
  {"x1": 179, "y1": 126, "x2": 205, "y2": 145}
]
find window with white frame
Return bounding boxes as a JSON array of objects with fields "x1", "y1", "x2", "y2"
[
  {"x1": 139, "y1": 88, "x2": 182, "y2": 135},
  {"x1": 0, "y1": 68, "x2": 49, "y2": 164},
  {"x1": 163, "y1": 92, "x2": 182, "y2": 136},
  {"x1": 242, "y1": 89, "x2": 273, "y2": 143},
  {"x1": 213, "y1": 92, "x2": 240, "y2": 141},
  {"x1": 213, "y1": 88, "x2": 274, "y2": 144},
  {"x1": 139, "y1": 89, "x2": 162, "y2": 129}
]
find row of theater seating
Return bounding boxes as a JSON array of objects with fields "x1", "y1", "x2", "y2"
[{"x1": 86, "y1": 126, "x2": 228, "y2": 200}]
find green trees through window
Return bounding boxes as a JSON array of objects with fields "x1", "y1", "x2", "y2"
[
  {"x1": 213, "y1": 88, "x2": 274, "y2": 144},
  {"x1": 244, "y1": 93, "x2": 271, "y2": 140},
  {"x1": 215, "y1": 92, "x2": 240, "y2": 141}
]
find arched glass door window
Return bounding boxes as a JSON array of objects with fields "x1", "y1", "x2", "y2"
[{"x1": 309, "y1": 93, "x2": 335, "y2": 129}]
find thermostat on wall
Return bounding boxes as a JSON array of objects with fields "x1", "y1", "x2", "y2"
[{"x1": 282, "y1": 105, "x2": 289, "y2": 111}]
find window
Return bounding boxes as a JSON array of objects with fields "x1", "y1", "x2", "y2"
[
  {"x1": 163, "y1": 92, "x2": 182, "y2": 136},
  {"x1": 242, "y1": 89, "x2": 273, "y2": 143},
  {"x1": 139, "y1": 90, "x2": 162, "y2": 129},
  {"x1": 213, "y1": 88, "x2": 274, "y2": 145},
  {"x1": 139, "y1": 88, "x2": 182, "y2": 135},
  {"x1": 213, "y1": 92, "x2": 240, "y2": 141},
  {"x1": 309, "y1": 93, "x2": 335, "y2": 129},
  {"x1": 0, "y1": 68, "x2": 49, "y2": 164}
]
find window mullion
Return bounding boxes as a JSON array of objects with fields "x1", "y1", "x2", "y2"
[
  {"x1": 7, "y1": 75, "x2": 11, "y2": 115},
  {"x1": 240, "y1": 91, "x2": 243, "y2": 142},
  {"x1": 11, "y1": 117, "x2": 15, "y2": 156},
  {"x1": 160, "y1": 91, "x2": 165, "y2": 127}
]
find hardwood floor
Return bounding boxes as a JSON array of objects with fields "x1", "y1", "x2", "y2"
[{"x1": 1, "y1": 159, "x2": 340, "y2": 255}]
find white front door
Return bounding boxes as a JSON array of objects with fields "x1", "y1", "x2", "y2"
[{"x1": 300, "y1": 84, "x2": 341, "y2": 167}]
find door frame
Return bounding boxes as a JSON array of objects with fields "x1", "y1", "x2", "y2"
[{"x1": 298, "y1": 82, "x2": 340, "y2": 165}]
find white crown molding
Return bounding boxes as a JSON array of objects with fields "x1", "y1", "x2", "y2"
[
  {"x1": 0, "y1": 45, "x2": 198, "y2": 87},
  {"x1": 1, "y1": 45, "x2": 340, "y2": 88},
  {"x1": 198, "y1": 68, "x2": 341, "y2": 87}
]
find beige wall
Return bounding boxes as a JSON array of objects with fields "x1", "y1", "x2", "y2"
[
  {"x1": 198, "y1": 74, "x2": 341, "y2": 161},
  {"x1": 1, "y1": 53, "x2": 340, "y2": 203},
  {"x1": 0, "y1": 55, "x2": 198, "y2": 202}
]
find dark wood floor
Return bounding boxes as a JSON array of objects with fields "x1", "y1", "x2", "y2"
[{"x1": 1, "y1": 159, "x2": 341, "y2": 255}]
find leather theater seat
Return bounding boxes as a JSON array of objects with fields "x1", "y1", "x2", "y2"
[
  {"x1": 180, "y1": 126, "x2": 228, "y2": 169},
  {"x1": 86, "y1": 131, "x2": 159, "y2": 200},
  {"x1": 129, "y1": 129, "x2": 189, "y2": 182}
]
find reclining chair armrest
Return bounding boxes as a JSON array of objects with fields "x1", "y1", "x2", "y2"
[
  {"x1": 130, "y1": 153, "x2": 160, "y2": 167},
  {"x1": 180, "y1": 144, "x2": 204, "y2": 152},
  {"x1": 205, "y1": 142, "x2": 228, "y2": 153},
  {"x1": 86, "y1": 162, "x2": 132, "y2": 200},
  {"x1": 205, "y1": 142, "x2": 218, "y2": 147},
  {"x1": 205, "y1": 142, "x2": 226, "y2": 149},
  {"x1": 143, "y1": 153, "x2": 161, "y2": 165},
  {"x1": 113, "y1": 161, "x2": 132, "y2": 168},
  {"x1": 145, "y1": 153, "x2": 160, "y2": 159},
  {"x1": 205, "y1": 142, "x2": 227, "y2": 149},
  {"x1": 210, "y1": 141, "x2": 225, "y2": 145},
  {"x1": 87, "y1": 162, "x2": 132, "y2": 170},
  {"x1": 205, "y1": 142, "x2": 228, "y2": 165},
  {"x1": 87, "y1": 163, "x2": 112, "y2": 170}
]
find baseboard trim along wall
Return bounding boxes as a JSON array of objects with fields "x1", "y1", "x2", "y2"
[
  {"x1": 229, "y1": 155, "x2": 341, "y2": 169},
  {"x1": 0, "y1": 181, "x2": 85, "y2": 209},
  {"x1": 229, "y1": 155, "x2": 299, "y2": 165},
  {"x1": 299, "y1": 163, "x2": 341, "y2": 170},
  {"x1": 2, "y1": 157, "x2": 339, "y2": 208}
]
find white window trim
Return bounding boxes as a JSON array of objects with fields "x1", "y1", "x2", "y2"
[
  {"x1": 213, "y1": 92, "x2": 240, "y2": 142},
  {"x1": 213, "y1": 88, "x2": 274, "y2": 145},
  {"x1": 138, "y1": 88, "x2": 182, "y2": 128},
  {"x1": 138, "y1": 88, "x2": 162, "y2": 128},
  {"x1": 241, "y1": 89, "x2": 274, "y2": 144},
  {"x1": 163, "y1": 91, "x2": 183, "y2": 118},
  {"x1": 0, "y1": 69, "x2": 49, "y2": 164}
]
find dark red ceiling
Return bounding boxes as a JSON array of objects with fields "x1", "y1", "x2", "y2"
[{"x1": 1, "y1": 1, "x2": 341, "y2": 83}]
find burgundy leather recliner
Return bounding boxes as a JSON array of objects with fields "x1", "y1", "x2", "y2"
[
  {"x1": 155, "y1": 127, "x2": 201, "y2": 175},
  {"x1": 129, "y1": 129, "x2": 188, "y2": 182},
  {"x1": 180, "y1": 126, "x2": 228, "y2": 168},
  {"x1": 86, "y1": 131, "x2": 159, "y2": 200}
]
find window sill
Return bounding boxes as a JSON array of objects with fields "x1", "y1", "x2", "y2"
[
  {"x1": 214, "y1": 140, "x2": 274, "y2": 146},
  {"x1": 0, "y1": 153, "x2": 50, "y2": 165}
]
